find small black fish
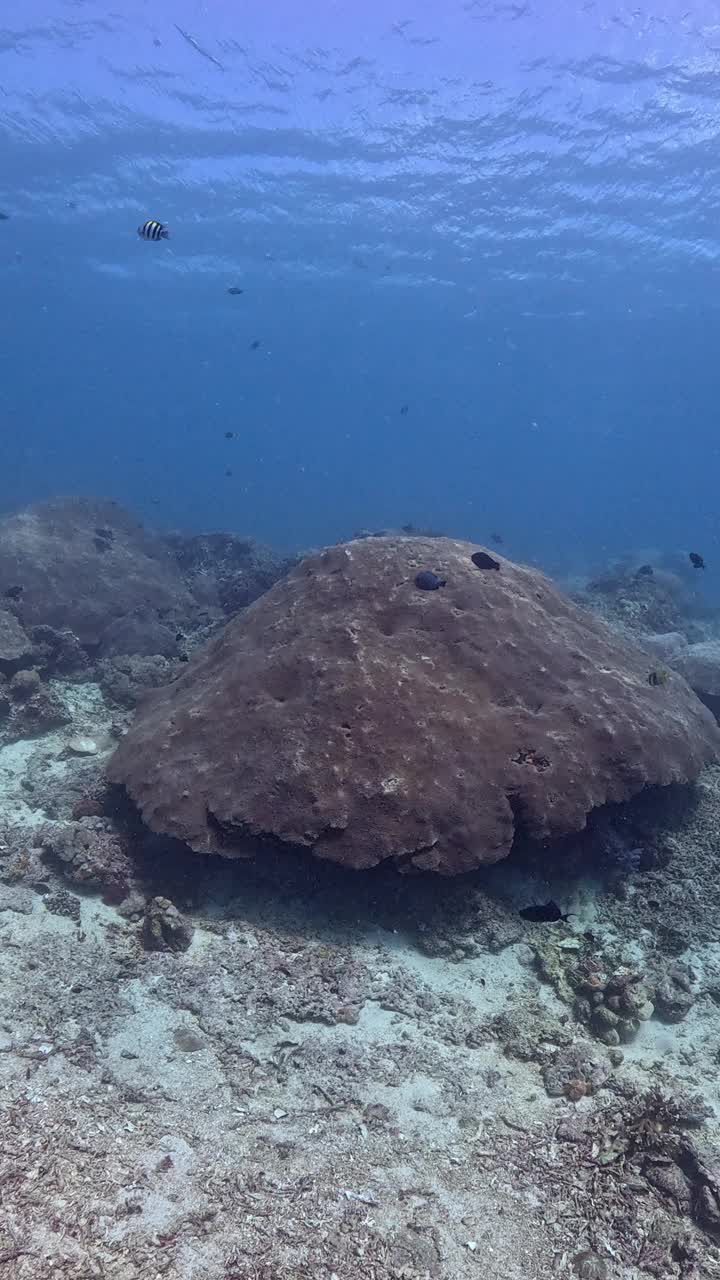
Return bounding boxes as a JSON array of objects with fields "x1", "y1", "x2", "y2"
[
  {"x1": 249, "y1": 339, "x2": 261, "y2": 350},
  {"x1": 520, "y1": 901, "x2": 569, "y2": 924},
  {"x1": 490, "y1": 533, "x2": 504, "y2": 545},
  {"x1": 225, "y1": 468, "x2": 233, "y2": 477},
  {"x1": 227, "y1": 286, "x2": 244, "y2": 296},
  {"x1": 224, "y1": 431, "x2": 237, "y2": 439},
  {"x1": 400, "y1": 404, "x2": 409, "y2": 416},
  {"x1": 4, "y1": 585, "x2": 23, "y2": 600},
  {"x1": 636, "y1": 564, "x2": 654, "y2": 577},
  {"x1": 471, "y1": 551, "x2": 500, "y2": 571},
  {"x1": 138, "y1": 219, "x2": 169, "y2": 241},
  {"x1": 689, "y1": 551, "x2": 705, "y2": 569},
  {"x1": 415, "y1": 571, "x2": 446, "y2": 591},
  {"x1": 0, "y1": 212, "x2": 9, "y2": 221}
]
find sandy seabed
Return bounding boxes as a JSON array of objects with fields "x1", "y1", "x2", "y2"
[{"x1": 2, "y1": 681, "x2": 720, "y2": 1280}]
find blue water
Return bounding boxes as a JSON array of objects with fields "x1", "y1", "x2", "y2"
[{"x1": 2, "y1": 1, "x2": 720, "y2": 582}]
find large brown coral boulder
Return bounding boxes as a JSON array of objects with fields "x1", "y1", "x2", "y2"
[{"x1": 108, "y1": 538, "x2": 720, "y2": 875}]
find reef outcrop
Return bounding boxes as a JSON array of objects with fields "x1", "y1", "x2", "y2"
[
  {"x1": 108, "y1": 537, "x2": 720, "y2": 874},
  {"x1": 165, "y1": 531, "x2": 296, "y2": 617},
  {"x1": 0, "y1": 497, "x2": 206, "y2": 660},
  {"x1": 672, "y1": 640, "x2": 720, "y2": 721}
]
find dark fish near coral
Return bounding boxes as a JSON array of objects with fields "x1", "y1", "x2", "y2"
[
  {"x1": 4, "y1": 585, "x2": 23, "y2": 600},
  {"x1": 490, "y1": 533, "x2": 504, "y2": 545},
  {"x1": 415, "y1": 571, "x2": 446, "y2": 591},
  {"x1": 520, "y1": 901, "x2": 569, "y2": 924},
  {"x1": 636, "y1": 564, "x2": 654, "y2": 577},
  {"x1": 227, "y1": 287, "x2": 244, "y2": 296},
  {"x1": 138, "y1": 219, "x2": 169, "y2": 241},
  {"x1": 689, "y1": 551, "x2": 705, "y2": 569},
  {"x1": 471, "y1": 551, "x2": 500, "y2": 571},
  {"x1": 648, "y1": 669, "x2": 670, "y2": 687}
]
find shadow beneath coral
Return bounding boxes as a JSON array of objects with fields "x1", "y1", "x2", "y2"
[{"x1": 105, "y1": 779, "x2": 703, "y2": 959}]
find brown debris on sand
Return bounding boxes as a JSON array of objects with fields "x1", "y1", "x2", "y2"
[{"x1": 108, "y1": 536, "x2": 720, "y2": 874}]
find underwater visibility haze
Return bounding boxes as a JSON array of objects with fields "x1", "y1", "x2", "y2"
[
  {"x1": 7, "y1": 6, "x2": 720, "y2": 1280},
  {"x1": 2, "y1": 0, "x2": 720, "y2": 574}
]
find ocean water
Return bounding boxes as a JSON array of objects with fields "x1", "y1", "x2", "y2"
[
  {"x1": 2, "y1": 1, "x2": 720, "y2": 581},
  {"x1": 6, "y1": 9, "x2": 720, "y2": 1275}
]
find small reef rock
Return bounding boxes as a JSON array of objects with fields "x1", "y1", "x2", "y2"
[
  {"x1": 165, "y1": 531, "x2": 297, "y2": 618},
  {"x1": 0, "y1": 608, "x2": 33, "y2": 670},
  {"x1": 108, "y1": 536, "x2": 720, "y2": 875},
  {"x1": 0, "y1": 497, "x2": 210, "y2": 661},
  {"x1": 672, "y1": 640, "x2": 720, "y2": 721},
  {"x1": 41, "y1": 820, "x2": 134, "y2": 903},
  {"x1": 0, "y1": 668, "x2": 71, "y2": 741},
  {"x1": 142, "y1": 895, "x2": 194, "y2": 952}
]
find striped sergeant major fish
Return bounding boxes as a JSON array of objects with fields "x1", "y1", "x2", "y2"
[{"x1": 138, "y1": 219, "x2": 169, "y2": 241}]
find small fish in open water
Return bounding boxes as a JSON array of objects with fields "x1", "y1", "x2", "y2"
[
  {"x1": 138, "y1": 219, "x2": 169, "y2": 241},
  {"x1": 227, "y1": 287, "x2": 244, "y2": 296},
  {"x1": 636, "y1": 564, "x2": 653, "y2": 577},
  {"x1": 689, "y1": 551, "x2": 705, "y2": 570}
]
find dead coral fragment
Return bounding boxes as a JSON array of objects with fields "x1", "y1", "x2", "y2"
[
  {"x1": 654, "y1": 962, "x2": 695, "y2": 1023},
  {"x1": 543, "y1": 1041, "x2": 612, "y2": 1099},
  {"x1": 42, "y1": 821, "x2": 133, "y2": 903},
  {"x1": 9, "y1": 669, "x2": 41, "y2": 701},
  {"x1": 573, "y1": 1251, "x2": 608, "y2": 1280},
  {"x1": 590, "y1": 1084, "x2": 711, "y2": 1170},
  {"x1": 143, "y1": 896, "x2": 194, "y2": 952},
  {"x1": 2, "y1": 671, "x2": 71, "y2": 741}
]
